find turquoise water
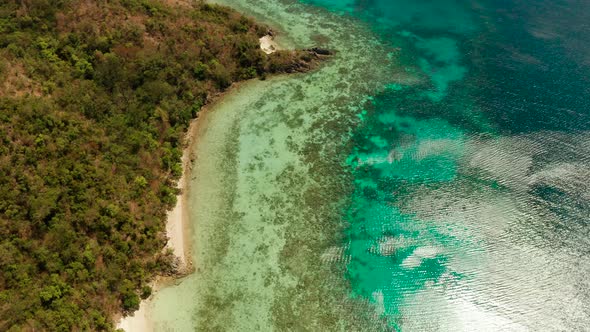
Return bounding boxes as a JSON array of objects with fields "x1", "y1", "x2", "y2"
[
  {"x1": 142, "y1": 0, "x2": 590, "y2": 330},
  {"x1": 303, "y1": 0, "x2": 590, "y2": 330}
]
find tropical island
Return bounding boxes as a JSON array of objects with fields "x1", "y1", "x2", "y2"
[
  {"x1": 0, "y1": 0, "x2": 328, "y2": 330},
  {"x1": 5, "y1": 0, "x2": 589, "y2": 330}
]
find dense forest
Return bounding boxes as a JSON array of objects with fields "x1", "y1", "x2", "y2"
[{"x1": 0, "y1": 0, "x2": 324, "y2": 330}]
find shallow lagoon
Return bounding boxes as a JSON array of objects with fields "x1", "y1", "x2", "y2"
[{"x1": 148, "y1": 0, "x2": 590, "y2": 330}]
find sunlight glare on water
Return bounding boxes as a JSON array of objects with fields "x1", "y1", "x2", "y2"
[{"x1": 147, "y1": 0, "x2": 590, "y2": 330}]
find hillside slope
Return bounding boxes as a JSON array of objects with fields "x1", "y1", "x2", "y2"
[{"x1": 0, "y1": 0, "x2": 322, "y2": 330}]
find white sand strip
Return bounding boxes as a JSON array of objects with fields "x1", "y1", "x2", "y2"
[
  {"x1": 164, "y1": 146, "x2": 191, "y2": 272},
  {"x1": 116, "y1": 299, "x2": 152, "y2": 332},
  {"x1": 116, "y1": 121, "x2": 196, "y2": 331}
]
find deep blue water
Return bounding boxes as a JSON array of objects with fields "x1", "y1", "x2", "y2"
[{"x1": 302, "y1": 0, "x2": 590, "y2": 330}]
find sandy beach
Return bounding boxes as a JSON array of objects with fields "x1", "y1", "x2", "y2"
[
  {"x1": 115, "y1": 297, "x2": 153, "y2": 332},
  {"x1": 164, "y1": 132, "x2": 193, "y2": 274},
  {"x1": 116, "y1": 120, "x2": 196, "y2": 331},
  {"x1": 116, "y1": 33, "x2": 284, "y2": 332}
]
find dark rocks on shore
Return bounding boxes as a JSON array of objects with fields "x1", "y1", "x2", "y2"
[
  {"x1": 306, "y1": 47, "x2": 334, "y2": 56},
  {"x1": 265, "y1": 46, "x2": 334, "y2": 74}
]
